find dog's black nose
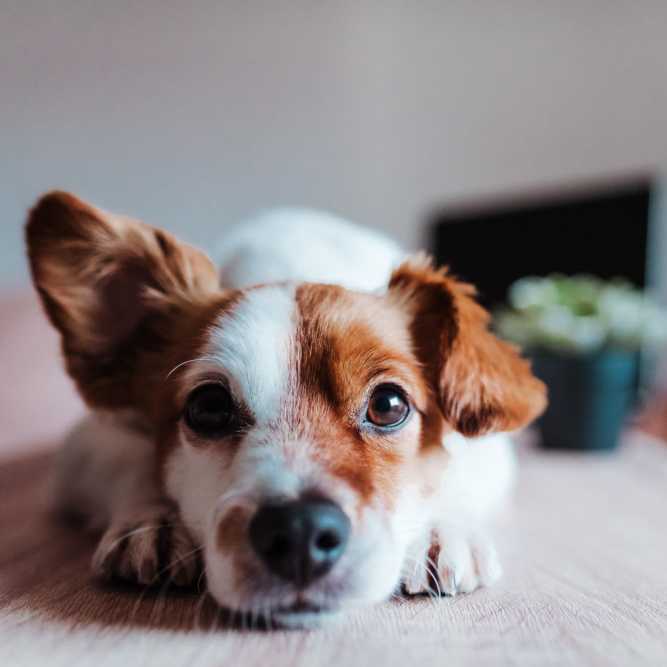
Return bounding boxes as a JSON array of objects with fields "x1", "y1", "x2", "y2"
[{"x1": 248, "y1": 499, "x2": 351, "y2": 587}]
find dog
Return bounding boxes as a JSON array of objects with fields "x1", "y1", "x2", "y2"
[{"x1": 25, "y1": 191, "x2": 546, "y2": 628}]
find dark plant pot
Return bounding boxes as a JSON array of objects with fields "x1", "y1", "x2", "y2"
[{"x1": 529, "y1": 348, "x2": 639, "y2": 451}]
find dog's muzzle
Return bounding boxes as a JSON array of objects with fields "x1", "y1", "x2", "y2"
[{"x1": 248, "y1": 498, "x2": 351, "y2": 587}]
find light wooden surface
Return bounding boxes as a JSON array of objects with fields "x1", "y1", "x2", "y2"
[{"x1": 2, "y1": 294, "x2": 667, "y2": 666}]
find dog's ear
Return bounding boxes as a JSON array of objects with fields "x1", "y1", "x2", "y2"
[
  {"x1": 388, "y1": 254, "x2": 546, "y2": 437},
  {"x1": 26, "y1": 191, "x2": 219, "y2": 409}
]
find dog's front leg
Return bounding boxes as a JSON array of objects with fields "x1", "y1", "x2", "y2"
[
  {"x1": 401, "y1": 432, "x2": 515, "y2": 597},
  {"x1": 55, "y1": 414, "x2": 200, "y2": 587},
  {"x1": 401, "y1": 523, "x2": 502, "y2": 596}
]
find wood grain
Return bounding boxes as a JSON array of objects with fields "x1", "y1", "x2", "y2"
[{"x1": 1, "y1": 294, "x2": 667, "y2": 666}]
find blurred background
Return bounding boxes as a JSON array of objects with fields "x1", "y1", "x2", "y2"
[
  {"x1": 2, "y1": 1, "x2": 667, "y2": 448},
  {"x1": 3, "y1": 2, "x2": 667, "y2": 284}
]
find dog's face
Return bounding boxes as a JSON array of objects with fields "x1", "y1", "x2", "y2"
[
  {"x1": 26, "y1": 192, "x2": 546, "y2": 626},
  {"x1": 165, "y1": 282, "x2": 433, "y2": 624}
]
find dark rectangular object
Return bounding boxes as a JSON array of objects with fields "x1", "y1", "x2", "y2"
[{"x1": 430, "y1": 178, "x2": 652, "y2": 308}]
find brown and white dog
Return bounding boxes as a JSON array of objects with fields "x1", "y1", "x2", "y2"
[{"x1": 25, "y1": 192, "x2": 546, "y2": 628}]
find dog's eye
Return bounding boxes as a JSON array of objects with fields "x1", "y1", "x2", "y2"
[
  {"x1": 366, "y1": 385, "x2": 410, "y2": 429},
  {"x1": 184, "y1": 384, "x2": 235, "y2": 437}
]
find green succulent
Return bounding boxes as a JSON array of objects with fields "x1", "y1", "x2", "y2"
[{"x1": 495, "y1": 275, "x2": 667, "y2": 354}]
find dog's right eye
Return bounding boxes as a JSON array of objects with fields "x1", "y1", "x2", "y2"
[{"x1": 184, "y1": 384, "x2": 235, "y2": 438}]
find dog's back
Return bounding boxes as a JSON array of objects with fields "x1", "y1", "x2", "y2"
[{"x1": 216, "y1": 208, "x2": 405, "y2": 291}]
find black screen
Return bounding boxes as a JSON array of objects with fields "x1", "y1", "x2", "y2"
[{"x1": 430, "y1": 180, "x2": 651, "y2": 308}]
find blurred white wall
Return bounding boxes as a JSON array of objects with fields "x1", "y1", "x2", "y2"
[{"x1": 2, "y1": 1, "x2": 666, "y2": 287}]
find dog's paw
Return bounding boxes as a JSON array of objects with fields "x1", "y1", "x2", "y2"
[
  {"x1": 92, "y1": 504, "x2": 200, "y2": 587},
  {"x1": 402, "y1": 526, "x2": 502, "y2": 596}
]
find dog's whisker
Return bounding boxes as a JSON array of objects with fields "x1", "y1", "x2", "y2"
[
  {"x1": 424, "y1": 555, "x2": 444, "y2": 599},
  {"x1": 102, "y1": 525, "x2": 160, "y2": 555},
  {"x1": 154, "y1": 544, "x2": 205, "y2": 582},
  {"x1": 196, "y1": 565, "x2": 208, "y2": 594},
  {"x1": 165, "y1": 356, "x2": 220, "y2": 380},
  {"x1": 192, "y1": 588, "x2": 207, "y2": 632}
]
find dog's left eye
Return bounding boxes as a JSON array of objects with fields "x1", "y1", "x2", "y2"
[
  {"x1": 184, "y1": 384, "x2": 235, "y2": 437},
  {"x1": 366, "y1": 385, "x2": 410, "y2": 429}
]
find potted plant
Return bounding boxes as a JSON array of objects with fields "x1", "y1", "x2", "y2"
[{"x1": 495, "y1": 275, "x2": 667, "y2": 451}]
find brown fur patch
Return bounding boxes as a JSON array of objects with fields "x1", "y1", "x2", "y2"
[
  {"x1": 294, "y1": 284, "x2": 428, "y2": 508},
  {"x1": 217, "y1": 505, "x2": 264, "y2": 595},
  {"x1": 389, "y1": 254, "x2": 547, "y2": 436},
  {"x1": 25, "y1": 191, "x2": 222, "y2": 412},
  {"x1": 25, "y1": 193, "x2": 265, "y2": 499},
  {"x1": 217, "y1": 505, "x2": 252, "y2": 554}
]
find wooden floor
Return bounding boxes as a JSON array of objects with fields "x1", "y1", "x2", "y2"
[{"x1": 2, "y1": 294, "x2": 667, "y2": 666}]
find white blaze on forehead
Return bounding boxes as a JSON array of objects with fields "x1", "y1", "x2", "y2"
[{"x1": 207, "y1": 285, "x2": 296, "y2": 423}]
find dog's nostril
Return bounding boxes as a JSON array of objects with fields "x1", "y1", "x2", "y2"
[{"x1": 248, "y1": 499, "x2": 351, "y2": 587}]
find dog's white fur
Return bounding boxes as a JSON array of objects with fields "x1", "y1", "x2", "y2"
[
  {"x1": 54, "y1": 210, "x2": 515, "y2": 625},
  {"x1": 216, "y1": 208, "x2": 406, "y2": 292}
]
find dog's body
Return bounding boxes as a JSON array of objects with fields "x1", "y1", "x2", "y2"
[{"x1": 28, "y1": 194, "x2": 545, "y2": 627}]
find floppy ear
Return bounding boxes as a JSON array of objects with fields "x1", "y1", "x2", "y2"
[
  {"x1": 25, "y1": 191, "x2": 219, "y2": 409},
  {"x1": 389, "y1": 254, "x2": 546, "y2": 437}
]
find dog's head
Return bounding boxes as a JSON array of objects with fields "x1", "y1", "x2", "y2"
[{"x1": 26, "y1": 192, "x2": 546, "y2": 626}]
